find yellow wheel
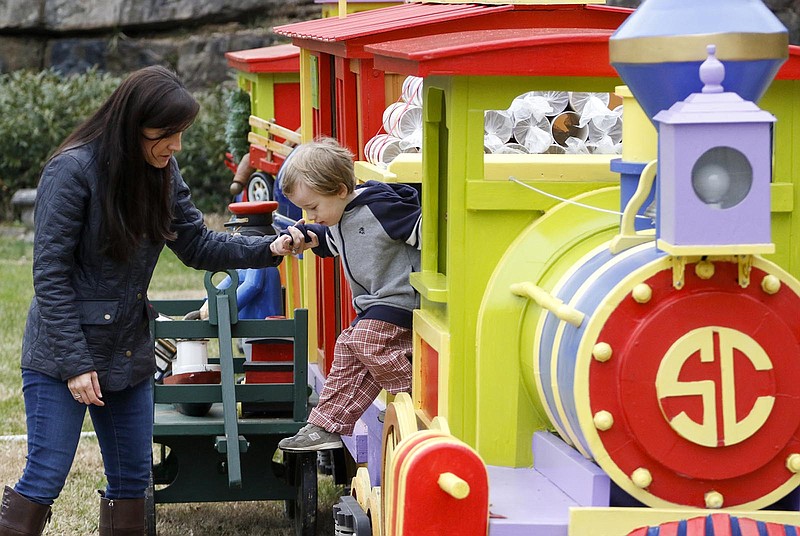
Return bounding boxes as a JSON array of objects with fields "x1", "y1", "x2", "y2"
[
  {"x1": 351, "y1": 467, "x2": 372, "y2": 511},
  {"x1": 366, "y1": 486, "x2": 382, "y2": 536},
  {"x1": 381, "y1": 392, "x2": 417, "y2": 535}
]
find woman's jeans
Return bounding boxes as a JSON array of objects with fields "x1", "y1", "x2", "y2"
[{"x1": 15, "y1": 370, "x2": 153, "y2": 505}]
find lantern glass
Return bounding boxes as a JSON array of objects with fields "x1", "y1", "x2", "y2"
[{"x1": 691, "y1": 146, "x2": 752, "y2": 209}]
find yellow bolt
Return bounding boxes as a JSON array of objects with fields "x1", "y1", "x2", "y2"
[
  {"x1": 786, "y1": 453, "x2": 800, "y2": 473},
  {"x1": 438, "y1": 472, "x2": 470, "y2": 500},
  {"x1": 632, "y1": 283, "x2": 652, "y2": 304},
  {"x1": 762, "y1": 275, "x2": 781, "y2": 295},
  {"x1": 631, "y1": 468, "x2": 652, "y2": 489},
  {"x1": 695, "y1": 260, "x2": 715, "y2": 280},
  {"x1": 705, "y1": 491, "x2": 724, "y2": 509},
  {"x1": 592, "y1": 342, "x2": 613, "y2": 363},
  {"x1": 593, "y1": 410, "x2": 614, "y2": 431}
]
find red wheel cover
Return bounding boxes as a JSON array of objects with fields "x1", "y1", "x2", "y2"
[{"x1": 589, "y1": 261, "x2": 800, "y2": 508}]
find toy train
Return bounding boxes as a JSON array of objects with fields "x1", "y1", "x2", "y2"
[{"x1": 223, "y1": 0, "x2": 800, "y2": 534}]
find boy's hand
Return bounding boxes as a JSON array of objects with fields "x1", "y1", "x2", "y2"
[{"x1": 286, "y1": 220, "x2": 319, "y2": 254}]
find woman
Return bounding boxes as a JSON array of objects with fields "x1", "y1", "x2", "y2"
[{"x1": 0, "y1": 66, "x2": 291, "y2": 535}]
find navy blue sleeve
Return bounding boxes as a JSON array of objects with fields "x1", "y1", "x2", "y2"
[{"x1": 280, "y1": 222, "x2": 335, "y2": 257}]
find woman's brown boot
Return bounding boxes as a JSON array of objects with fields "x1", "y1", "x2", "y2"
[
  {"x1": 0, "y1": 486, "x2": 51, "y2": 536},
  {"x1": 99, "y1": 495, "x2": 145, "y2": 536}
]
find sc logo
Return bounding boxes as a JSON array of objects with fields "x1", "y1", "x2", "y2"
[{"x1": 655, "y1": 327, "x2": 775, "y2": 448}]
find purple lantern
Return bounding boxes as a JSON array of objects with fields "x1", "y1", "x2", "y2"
[{"x1": 653, "y1": 46, "x2": 776, "y2": 255}]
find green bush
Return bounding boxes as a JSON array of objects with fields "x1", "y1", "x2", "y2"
[
  {"x1": 224, "y1": 87, "x2": 252, "y2": 164},
  {"x1": 0, "y1": 68, "x2": 237, "y2": 220},
  {"x1": 0, "y1": 68, "x2": 121, "y2": 219},
  {"x1": 176, "y1": 85, "x2": 238, "y2": 215}
]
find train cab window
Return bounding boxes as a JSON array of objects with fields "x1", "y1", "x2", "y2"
[{"x1": 484, "y1": 90, "x2": 622, "y2": 156}]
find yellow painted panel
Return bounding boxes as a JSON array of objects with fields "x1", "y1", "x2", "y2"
[
  {"x1": 353, "y1": 153, "x2": 422, "y2": 184},
  {"x1": 656, "y1": 241, "x2": 775, "y2": 256},
  {"x1": 466, "y1": 180, "x2": 617, "y2": 211},
  {"x1": 483, "y1": 154, "x2": 618, "y2": 181},
  {"x1": 354, "y1": 161, "x2": 397, "y2": 183}
]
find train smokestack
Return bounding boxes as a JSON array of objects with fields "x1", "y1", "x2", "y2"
[{"x1": 609, "y1": 0, "x2": 788, "y2": 123}]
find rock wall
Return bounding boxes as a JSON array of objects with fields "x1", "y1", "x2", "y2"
[
  {"x1": 0, "y1": 1, "x2": 797, "y2": 88},
  {"x1": 0, "y1": 0, "x2": 320, "y2": 88}
]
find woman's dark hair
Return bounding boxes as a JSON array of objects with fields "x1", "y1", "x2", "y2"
[{"x1": 55, "y1": 65, "x2": 200, "y2": 262}]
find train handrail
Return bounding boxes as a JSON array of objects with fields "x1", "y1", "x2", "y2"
[{"x1": 510, "y1": 281, "x2": 585, "y2": 327}]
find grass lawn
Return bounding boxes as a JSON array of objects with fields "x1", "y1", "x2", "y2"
[{"x1": 0, "y1": 222, "x2": 341, "y2": 535}]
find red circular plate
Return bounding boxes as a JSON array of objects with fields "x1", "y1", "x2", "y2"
[{"x1": 589, "y1": 261, "x2": 800, "y2": 508}]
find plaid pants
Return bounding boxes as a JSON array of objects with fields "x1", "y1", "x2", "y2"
[{"x1": 308, "y1": 318, "x2": 412, "y2": 435}]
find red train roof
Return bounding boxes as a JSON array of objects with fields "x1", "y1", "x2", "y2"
[
  {"x1": 275, "y1": 3, "x2": 507, "y2": 41},
  {"x1": 367, "y1": 27, "x2": 617, "y2": 77},
  {"x1": 225, "y1": 43, "x2": 300, "y2": 73},
  {"x1": 274, "y1": 3, "x2": 631, "y2": 58},
  {"x1": 366, "y1": 30, "x2": 800, "y2": 81},
  {"x1": 777, "y1": 45, "x2": 800, "y2": 79}
]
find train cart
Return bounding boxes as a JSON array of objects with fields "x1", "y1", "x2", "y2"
[{"x1": 147, "y1": 271, "x2": 316, "y2": 535}]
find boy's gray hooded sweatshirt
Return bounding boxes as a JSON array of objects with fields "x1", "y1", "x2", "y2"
[{"x1": 301, "y1": 180, "x2": 421, "y2": 328}]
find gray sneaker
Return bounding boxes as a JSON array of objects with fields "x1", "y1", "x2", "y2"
[{"x1": 279, "y1": 424, "x2": 342, "y2": 452}]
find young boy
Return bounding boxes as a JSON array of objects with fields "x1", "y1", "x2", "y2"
[{"x1": 271, "y1": 137, "x2": 421, "y2": 451}]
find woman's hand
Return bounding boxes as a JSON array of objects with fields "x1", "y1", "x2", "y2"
[
  {"x1": 67, "y1": 371, "x2": 104, "y2": 406},
  {"x1": 270, "y1": 234, "x2": 295, "y2": 256},
  {"x1": 269, "y1": 221, "x2": 319, "y2": 256}
]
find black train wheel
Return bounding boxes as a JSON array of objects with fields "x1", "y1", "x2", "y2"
[
  {"x1": 293, "y1": 452, "x2": 318, "y2": 536},
  {"x1": 247, "y1": 172, "x2": 274, "y2": 202},
  {"x1": 145, "y1": 471, "x2": 156, "y2": 536}
]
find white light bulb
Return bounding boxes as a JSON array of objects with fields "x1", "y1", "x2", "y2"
[{"x1": 693, "y1": 163, "x2": 731, "y2": 207}]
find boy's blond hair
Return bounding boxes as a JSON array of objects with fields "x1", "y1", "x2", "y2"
[{"x1": 279, "y1": 137, "x2": 356, "y2": 197}]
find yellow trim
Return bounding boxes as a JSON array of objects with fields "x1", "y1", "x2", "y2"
[
  {"x1": 483, "y1": 154, "x2": 617, "y2": 181},
  {"x1": 570, "y1": 507, "x2": 800, "y2": 536},
  {"x1": 616, "y1": 85, "x2": 657, "y2": 163},
  {"x1": 354, "y1": 153, "x2": 423, "y2": 184},
  {"x1": 247, "y1": 132, "x2": 293, "y2": 157},
  {"x1": 355, "y1": 161, "x2": 398, "y2": 183},
  {"x1": 413, "y1": 310, "x2": 451, "y2": 420},
  {"x1": 574, "y1": 254, "x2": 800, "y2": 509},
  {"x1": 610, "y1": 33, "x2": 789, "y2": 64},
  {"x1": 351, "y1": 467, "x2": 372, "y2": 510},
  {"x1": 609, "y1": 159, "x2": 658, "y2": 254},
  {"x1": 656, "y1": 241, "x2": 776, "y2": 256},
  {"x1": 297, "y1": 48, "x2": 318, "y2": 360}
]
